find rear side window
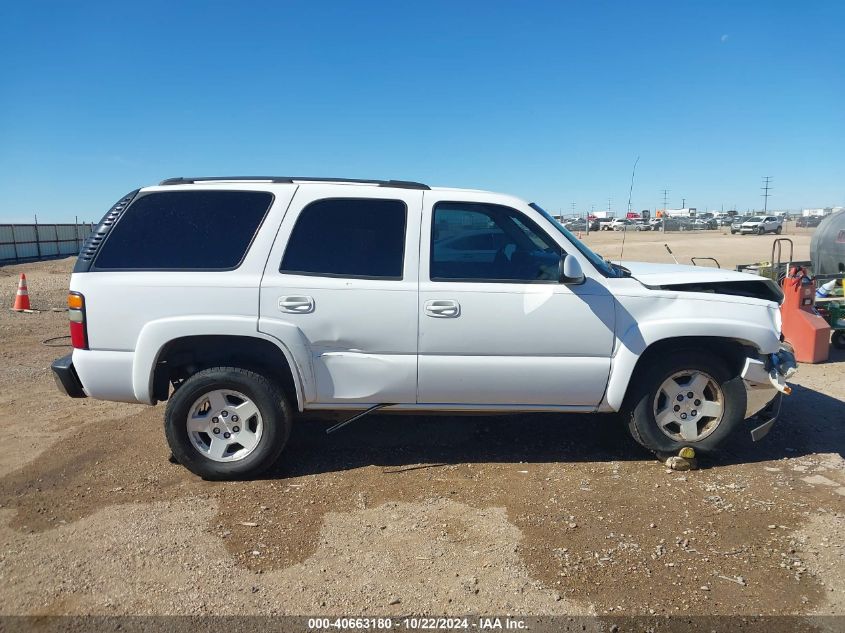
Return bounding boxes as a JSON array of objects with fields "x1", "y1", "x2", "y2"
[
  {"x1": 94, "y1": 190, "x2": 273, "y2": 270},
  {"x1": 280, "y1": 198, "x2": 407, "y2": 279}
]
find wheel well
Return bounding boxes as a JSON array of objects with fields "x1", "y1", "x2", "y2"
[
  {"x1": 153, "y1": 335, "x2": 298, "y2": 406},
  {"x1": 621, "y1": 336, "x2": 753, "y2": 407}
]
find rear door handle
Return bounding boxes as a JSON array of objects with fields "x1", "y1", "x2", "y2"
[
  {"x1": 278, "y1": 295, "x2": 315, "y2": 314},
  {"x1": 424, "y1": 299, "x2": 460, "y2": 318}
]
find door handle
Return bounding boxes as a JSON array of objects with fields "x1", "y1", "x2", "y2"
[
  {"x1": 278, "y1": 295, "x2": 315, "y2": 314},
  {"x1": 425, "y1": 299, "x2": 460, "y2": 318}
]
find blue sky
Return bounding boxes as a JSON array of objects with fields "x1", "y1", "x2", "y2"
[{"x1": 1, "y1": 1, "x2": 843, "y2": 222}]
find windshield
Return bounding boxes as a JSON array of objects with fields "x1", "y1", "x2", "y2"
[
  {"x1": 530, "y1": 203, "x2": 622, "y2": 277},
  {"x1": 747, "y1": 217, "x2": 763, "y2": 222}
]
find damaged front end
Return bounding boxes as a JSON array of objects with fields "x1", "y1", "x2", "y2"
[{"x1": 741, "y1": 347, "x2": 797, "y2": 441}]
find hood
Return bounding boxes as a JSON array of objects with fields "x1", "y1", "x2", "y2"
[
  {"x1": 621, "y1": 261, "x2": 784, "y2": 303},
  {"x1": 621, "y1": 261, "x2": 759, "y2": 285}
]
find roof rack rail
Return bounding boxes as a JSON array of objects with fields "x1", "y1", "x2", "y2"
[{"x1": 158, "y1": 176, "x2": 430, "y2": 190}]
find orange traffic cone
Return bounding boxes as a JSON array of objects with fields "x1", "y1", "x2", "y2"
[{"x1": 13, "y1": 273, "x2": 31, "y2": 311}]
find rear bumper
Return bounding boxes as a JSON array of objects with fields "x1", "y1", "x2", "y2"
[{"x1": 51, "y1": 354, "x2": 87, "y2": 398}]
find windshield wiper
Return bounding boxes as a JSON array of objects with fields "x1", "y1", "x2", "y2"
[{"x1": 605, "y1": 259, "x2": 632, "y2": 277}]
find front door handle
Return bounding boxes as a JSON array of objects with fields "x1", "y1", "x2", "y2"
[
  {"x1": 278, "y1": 295, "x2": 315, "y2": 314},
  {"x1": 424, "y1": 299, "x2": 460, "y2": 318}
]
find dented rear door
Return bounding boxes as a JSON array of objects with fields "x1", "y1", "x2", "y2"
[{"x1": 259, "y1": 184, "x2": 422, "y2": 405}]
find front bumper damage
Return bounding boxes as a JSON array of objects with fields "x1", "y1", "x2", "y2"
[{"x1": 741, "y1": 347, "x2": 796, "y2": 441}]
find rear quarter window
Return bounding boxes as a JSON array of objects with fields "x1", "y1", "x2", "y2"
[{"x1": 94, "y1": 190, "x2": 274, "y2": 270}]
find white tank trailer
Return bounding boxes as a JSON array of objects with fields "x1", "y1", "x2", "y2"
[{"x1": 811, "y1": 209, "x2": 845, "y2": 275}]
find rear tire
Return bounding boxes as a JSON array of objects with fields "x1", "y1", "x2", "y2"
[
  {"x1": 626, "y1": 351, "x2": 746, "y2": 455},
  {"x1": 776, "y1": 226, "x2": 783, "y2": 235},
  {"x1": 164, "y1": 367, "x2": 292, "y2": 480},
  {"x1": 832, "y1": 331, "x2": 845, "y2": 350}
]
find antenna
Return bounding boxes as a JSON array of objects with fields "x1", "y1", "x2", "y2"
[
  {"x1": 761, "y1": 176, "x2": 772, "y2": 213},
  {"x1": 618, "y1": 156, "x2": 640, "y2": 265}
]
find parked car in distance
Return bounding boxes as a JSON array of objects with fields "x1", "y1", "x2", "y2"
[
  {"x1": 565, "y1": 218, "x2": 588, "y2": 232},
  {"x1": 796, "y1": 215, "x2": 823, "y2": 228},
  {"x1": 662, "y1": 218, "x2": 684, "y2": 231},
  {"x1": 51, "y1": 176, "x2": 795, "y2": 480},
  {"x1": 740, "y1": 216, "x2": 783, "y2": 235},
  {"x1": 633, "y1": 220, "x2": 652, "y2": 231},
  {"x1": 610, "y1": 218, "x2": 635, "y2": 231},
  {"x1": 432, "y1": 229, "x2": 510, "y2": 264},
  {"x1": 730, "y1": 216, "x2": 750, "y2": 234},
  {"x1": 596, "y1": 218, "x2": 615, "y2": 231}
]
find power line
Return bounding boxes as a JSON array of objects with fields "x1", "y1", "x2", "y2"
[
  {"x1": 761, "y1": 176, "x2": 773, "y2": 213},
  {"x1": 660, "y1": 189, "x2": 670, "y2": 233}
]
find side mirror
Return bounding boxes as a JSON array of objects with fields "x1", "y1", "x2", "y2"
[{"x1": 560, "y1": 255, "x2": 585, "y2": 285}]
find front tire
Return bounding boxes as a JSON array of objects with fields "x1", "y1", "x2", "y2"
[
  {"x1": 832, "y1": 331, "x2": 845, "y2": 350},
  {"x1": 626, "y1": 351, "x2": 746, "y2": 455},
  {"x1": 164, "y1": 367, "x2": 292, "y2": 480}
]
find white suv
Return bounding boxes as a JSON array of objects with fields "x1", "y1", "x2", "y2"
[
  {"x1": 52, "y1": 177, "x2": 795, "y2": 479},
  {"x1": 740, "y1": 216, "x2": 783, "y2": 235},
  {"x1": 610, "y1": 218, "x2": 634, "y2": 231}
]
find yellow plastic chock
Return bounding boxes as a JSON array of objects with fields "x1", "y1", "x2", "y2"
[{"x1": 679, "y1": 447, "x2": 696, "y2": 460}]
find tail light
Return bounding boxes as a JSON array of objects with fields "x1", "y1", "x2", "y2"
[{"x1": 68, "y1": 292, "x2": 88, "y2": 349}]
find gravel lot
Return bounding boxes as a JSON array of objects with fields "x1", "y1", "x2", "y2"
[{"x1": 0, "y1": 228, "x2": 842, "y2": 618}]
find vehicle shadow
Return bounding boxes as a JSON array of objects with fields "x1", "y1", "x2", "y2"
[
  {"x1": 271, "y1": 411, "x2": 642, "y2": 479},
  {"x1": 268, "y1": 373, "x2": 844, "y2": 479}
]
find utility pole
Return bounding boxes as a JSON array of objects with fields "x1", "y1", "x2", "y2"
[
  {"x1": 661, "y1": 189, "x2": 669, "y2": 232},
  {"x1": 608, "y1": 197, "x2": 612, "y2": 217},
  {"x1": 761, "y1": 176, "x2": 772, "y2": 214},
  {"x1": 682, "y1": 197, "x2": 686, "y2": 209}
]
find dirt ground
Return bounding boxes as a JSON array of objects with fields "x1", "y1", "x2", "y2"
[{"x1": 0, "y1": 228, "x2": 842, "y2": 619}]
